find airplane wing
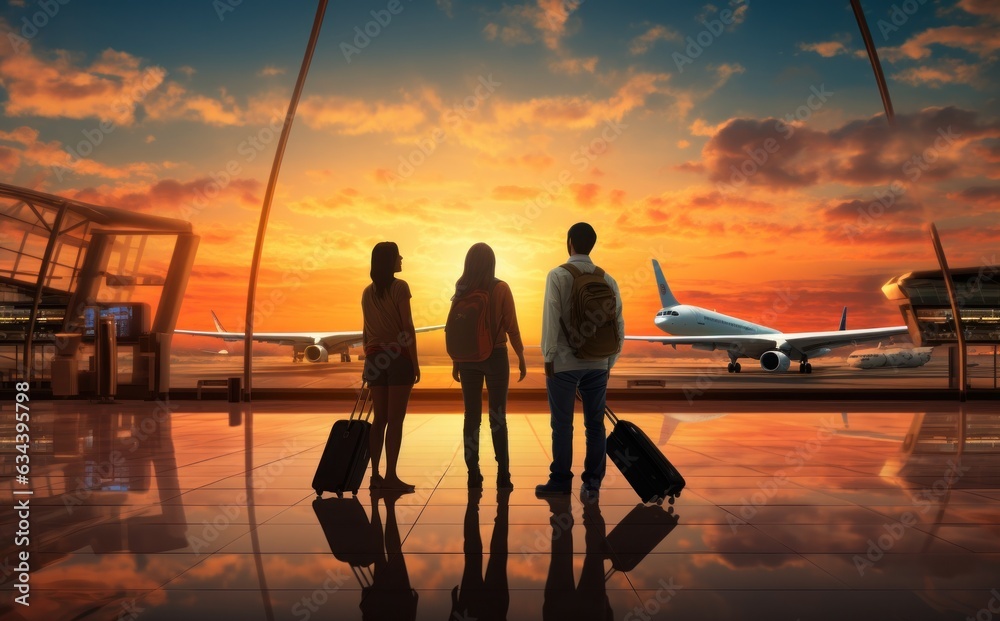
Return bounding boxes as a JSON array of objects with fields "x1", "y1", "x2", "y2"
[
  {"x1": 175, "y1": 325, "x2": 445, "y2": 350},
  {"x1": 625, "y1": 325, "x2": 908, "y2": 358}
]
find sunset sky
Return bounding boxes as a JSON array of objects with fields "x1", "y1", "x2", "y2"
[{"x1": 1, "y1": 0, "x2": 998, "y2": 356}]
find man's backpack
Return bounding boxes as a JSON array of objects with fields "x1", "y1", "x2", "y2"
[
  {"x1": 445, "y1": 280, "x2": 500, "y2": 363},
  {"x1": 559, "y1": 263, "x2": 621, "y2": 360}
]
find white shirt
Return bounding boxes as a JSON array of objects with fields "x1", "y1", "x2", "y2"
[{"x1": 541, "y1": 254, "x2": 624, "y2": 373}]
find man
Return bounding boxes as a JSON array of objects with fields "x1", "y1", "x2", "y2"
[{"x1": 536, "y1": 222, "x2": 624, "y2": 499}]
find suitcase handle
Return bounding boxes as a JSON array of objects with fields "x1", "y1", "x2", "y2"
[
  {"x1": 349, "y1": 381, "x2": 374, "y2": 424},
  {"x1": 574, "y1": 390, "x2": 619, "y2": 425}
]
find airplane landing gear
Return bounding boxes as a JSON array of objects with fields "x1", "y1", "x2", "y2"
[
  {"x1": 340, "y1": 352, "x2": 351, "y2": 363},
  {"x1": 727, "y1": 361, "x2": 742, "y2": 373},
  {"x1": 798, "y1": 362, "x2": 812, "y2": 374}
]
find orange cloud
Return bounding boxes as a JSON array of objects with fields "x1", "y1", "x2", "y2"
[
  {"x1": 693, "y1": 106, "x2": 1000, "y2": 191},
  {"x1": 892, "y1": 58, "x2": 985, "y2": 88},
  {"x1": 492, "y1": 72, "x2": 671, "y2": 130},
  {"x1": 482, "y1": 0, "x2": 582, "y2": 50},
  {"x1": 570, "y1": 182, "x2": 600, "y2": 207},
  {"x1": 491, "y1": 185, "x2": 542, "y2": 201},
  {"x1": 0, "y1": 124, "x2": 162, "y2": 181},
  {"x1": 0, "y1": 39, "x2": 167, "y2": 125},
  {"x1": 548, "y1": 56, "x2": 598, "y2": 74},
  {"x1": 67, "y1": 176, "x2": 261, "y2": 215},
  {"x1": 143, "y1": 82, "x2": 243, "y2": 126},
  {"x1": 883, "y1": 25, "x2": 1000, "y2": 61},
  {"x1": 629, "y1": 24, "x2": 681, "y2": 55},
  {"x1": 799, "y1": 40, "x2": 850, "y2": 57},
  {"x1": 297, "y1": 94, "x2": 427, "y2": 135},
  {"x1": 0, "y1": 145, "x2": 19, "y2": 172}
]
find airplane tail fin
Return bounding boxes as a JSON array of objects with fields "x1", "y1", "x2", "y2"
[
  {"x1": 838, "y1": 307, "x2": 847, "y2": 331},
  {"x1": 652, "y1": 259, "x2": 680, "y2": 308},
  {"x1": 210, "y1": 310, "x2": 227, "y2": 333}
]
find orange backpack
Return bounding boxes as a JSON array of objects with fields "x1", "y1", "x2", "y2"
[{"x1": 446, "y1": 280, "x2": 500, "y2": 362}]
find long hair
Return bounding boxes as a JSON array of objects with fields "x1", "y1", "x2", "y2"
[
  {"x1": 453, "y1": 242, "x2": 496, "y2": 300},
  {"x1": 370, "y1": 241, "x2": 399, "y2": 299}
]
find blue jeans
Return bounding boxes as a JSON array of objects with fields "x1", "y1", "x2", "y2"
[{"x1": 545, "y1": 368, "x2": 608, "y2": 489}]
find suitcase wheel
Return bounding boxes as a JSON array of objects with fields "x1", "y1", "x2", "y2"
[
  {"x1": 314, "y1": 489, "x2": 322, "y2": 499},
  {"x1": 655, "y1": 497, "x2": 664, "y2": 506},
  {"x1": 667, "y1": 496, "x2": 675, "y2": 505}
]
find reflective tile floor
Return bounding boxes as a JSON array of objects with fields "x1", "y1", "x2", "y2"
[{"x1": 1, "y1": 400, "x2": 999, "y2": 620}]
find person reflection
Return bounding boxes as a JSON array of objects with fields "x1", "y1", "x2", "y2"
[
  {"x1": 359, "y1": 489, "x2": 418, "y2": 620},
  {"x1": 542, "y1": 496, "x2": 613, "y2": 621},
  {"x1": 450, "y1": 488, "x2": 511, "y2": 621}
]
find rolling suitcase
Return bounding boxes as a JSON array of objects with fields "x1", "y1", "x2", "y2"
[
  {"x1": 312, "y1": 382, "x2": 374, "y2": 497},
  {"x1": 605, "y1": 404, "x2": 685, "y2": 505}
]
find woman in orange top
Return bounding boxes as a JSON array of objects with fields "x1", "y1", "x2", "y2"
[
  {"x1": 450, "y1": 243, "x2": 526, "y2": 490},
  {"x1": 362, "y1": 241, "x2": 419, "y2": 492}
]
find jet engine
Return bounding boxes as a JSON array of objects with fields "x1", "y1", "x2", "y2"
[
  {"x1": 304, "y1": 344, "x2": 329, "y2": 363},
  {"x1": 759, "y1": 350, "x2": 791, "y2": 372}
]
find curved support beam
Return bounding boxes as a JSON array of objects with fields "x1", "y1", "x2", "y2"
[
  {"x1": 929, "y1": 223, "x2": 968, "y2": 401},
  {"x1": 243, "y1": 1, "x2": 330, "y2": 400},
  {"x1": 850, "y1": 0, "x2": 895, "y2": 124}
]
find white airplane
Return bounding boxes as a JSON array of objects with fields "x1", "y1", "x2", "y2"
[
  {"x1": 625, "y1": 260, "x2": 909, "y2": 374},
  {"x1": 847, "y1": 342, "x2": 933, "y2": 369},
  {"x1": 176, "y1": 310, "x2": 444, "y2": 363}
]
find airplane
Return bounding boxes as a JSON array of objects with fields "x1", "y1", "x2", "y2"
[
  {"x1": 175, "y1": 310, "x2": 444, "y2": 363},
  {"x1": 625, "y1": 260, "x2": 909, "y2": 374},
  {"x1": 846, "y1": 342, "x2": 933, "y2": 369}
]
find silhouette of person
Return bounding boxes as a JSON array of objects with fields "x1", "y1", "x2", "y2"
[
  {"x1": 450, "y1": 488, "x2": 511, "y2": 621},
  {"x1": 541, "y1": 496, "x2": 613, "y2": 621},
  {"x1": 359, "y1": 489, "x2": 418, "y2": 620},
  {"x1": 449, "y1": 242, "x2": 526, "y2": 490},
  {"x1": 536, "y1": 223, "x2": 624, "y2": 497},
  {"x1": 362, "y1": 241, "x2": 419, "y2": 492}
]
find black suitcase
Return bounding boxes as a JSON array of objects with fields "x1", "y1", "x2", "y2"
[
  {"x1": 605, "y1": 404, "x2": 685, "y2": 505},
  {"x1": 312, "y1": 382, "x2": 374, "y2": 497}
]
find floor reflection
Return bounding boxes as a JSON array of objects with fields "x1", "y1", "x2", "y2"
[
  {"x1": 1, "y1": 401, "x2": 998, "y2": 621},
  {"x1": 450, "y1": 489, "x2": 510, "y2": 621}
]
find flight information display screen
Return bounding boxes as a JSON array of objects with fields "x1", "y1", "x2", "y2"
[{"x1": 83, "y1": 303, "x2": 150, "y2": 342}]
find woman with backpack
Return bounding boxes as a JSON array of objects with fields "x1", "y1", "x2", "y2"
[
  {"x1": 362, "y1": 241, "x2": 419, "y2": 493},
  {"x1": 447, "y1": 242, "x2": 527, "y2": 490}
]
